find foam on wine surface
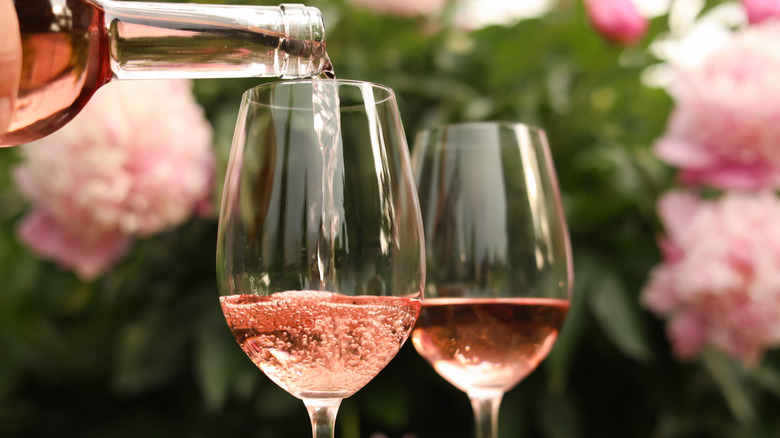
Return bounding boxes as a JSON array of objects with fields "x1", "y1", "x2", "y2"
[{"x1": 221, "y1": 291, "x2": 421, "y2": 399}]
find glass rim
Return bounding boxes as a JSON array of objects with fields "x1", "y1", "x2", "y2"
[
  {"x1": 241, "y1": 78, "x2": 397, "y2": 109},
  {"x1": 416, "y1": 121, "x2": 547, "y2": 137},
  {"x1": 413, "y1": 121, "x2": 550, "y2": 152}
]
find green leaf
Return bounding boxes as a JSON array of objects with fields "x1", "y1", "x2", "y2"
[
  {"x1": 538, "y1": 392, "x2": 583, "y2": 438},
  {"x1": 112, "y1": 312, "x2": 184, "y2": 394},
  {"x1": 586, "y1": 261, "x2": 653, "y2": 363},
  {"x1": 702, "y1": 350, "x2": 756, "y2": 425},
  {"x1": 749, "y1": 361, "x2": 780, "y2": 399},
  {"x1": 195, "y1": 302, "x2": 266, "y2": 410},
  {"x1": 195, "y1": 312, "x2": 238, "y2": 410},
  {"x1": 544, "y1": 253, "x2": 591, "y2": 392}
]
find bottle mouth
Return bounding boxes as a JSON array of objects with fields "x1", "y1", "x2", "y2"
[
  {"x1": 279, "y1": 37, "x2": 326, "y2": 60},
  {"x1": 278, "y1": 4, "x2": 327, "y2": 77},
  {"x1": 279, "y1": 4, "x2": 326, "y2": 59}
]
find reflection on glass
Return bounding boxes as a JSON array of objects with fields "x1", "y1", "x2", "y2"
[
  {"x1": 411, "y1": 122, "x2": 573, "y2": 438},
  {"x1": 217, "y1": 79, "x2": 425, "y2": 438}
]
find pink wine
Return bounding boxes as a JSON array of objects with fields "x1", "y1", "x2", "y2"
[
  {"x1": 6, "y1": 0, "x2": 110, "y2": 146},
  {"x1": 3, "y1": 0, "x2": 329, "y2": 146},
  {"x1": 221, "y1": 290, "x2": 421, "y2": 400},
  {"x1": 411, "y1": 297, "x2": 568, "y2": 395}
]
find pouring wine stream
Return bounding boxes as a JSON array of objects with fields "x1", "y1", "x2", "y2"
[
  {"x1": 312, "y1": 58, "x2": 342, "y2": 291},
  {"x1": 308, "y1": 59, "x2": 344, "y2": 438}
]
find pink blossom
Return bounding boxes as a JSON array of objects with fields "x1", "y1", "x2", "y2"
[
  {"x1": 742, "y1": 0, "x2": 780, "y2": 25},
  {"x1": 584, "y1": 0, "x2": 648, "y2": 45},
  {"x1": 13, "y1": 80, "x2": 214, "y2": 280},
  {"x1": 667, "y1": 311, "x2": 708, "y2": 359},
  {"x1": 654, "y1": 22, "x2": 780, "y2": 190},
  {"x1": 347, "y1": 0, "x2": 446, "y2": 17},
  {"x1": 18, "y1": 210, "x2": 131, "y2": 280},
  {"x1": 641, "y1": 190, "x2": 780, "y2": 364}
]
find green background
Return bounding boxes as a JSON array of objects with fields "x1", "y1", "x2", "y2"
[{"x1": 4, "y1": 0, "x2": 780, "y2": 436}]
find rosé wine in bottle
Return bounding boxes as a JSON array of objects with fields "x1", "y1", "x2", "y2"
[
  {"x1": 411, "y1": 297, "x2": 568, "y2": 395},
  {"x1": 221, "y1": 290, "x2": 421, "y2": 400},
  {"x1": 4, "y1": 0, "x2": 331, "y2": 146}
]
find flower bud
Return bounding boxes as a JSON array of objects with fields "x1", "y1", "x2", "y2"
[
  {"x1": 742, "y1": 0, "x2": 780, "y2": 25},
  {"x1": 584, "y1": 0, "x2": 648, "y2": 45}
]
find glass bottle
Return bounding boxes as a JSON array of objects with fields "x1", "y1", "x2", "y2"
[{"x1": 2, "y1": 0, "x2": 330, "y2": 146}]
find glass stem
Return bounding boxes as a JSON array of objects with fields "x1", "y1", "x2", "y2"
[
  {"x1": 469, "y1": 391, "x2": 504, "y2": 438},
  {"x1": 303, "y1": 398, "x2": 342, "y2": 438}
]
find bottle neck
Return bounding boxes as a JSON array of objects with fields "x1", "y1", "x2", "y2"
[{"x1": 100, "y1": 1, "x2": 327, "y2": 80}]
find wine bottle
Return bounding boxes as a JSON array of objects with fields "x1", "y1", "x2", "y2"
[{"x1": 2, "y1": 0, "x2": 331, "y2": 146}]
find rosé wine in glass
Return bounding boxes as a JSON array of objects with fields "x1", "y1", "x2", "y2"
[
  {"x1": 412, "y1": 297, "x2": 568, "y2": 395},
  {"x1": 221, "y1": 291, "x2": 421, "y2": 399},
  {"x1": 217, "y1": 80, "x2": 424, "y2": 438},
  {"x1": 411, "y1": 122, "x2": 572, "y2": 438}
]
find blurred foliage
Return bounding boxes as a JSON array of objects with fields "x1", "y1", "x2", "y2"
[{"x1": 4, "y1": 0, "x2": 780, "y2": 437}]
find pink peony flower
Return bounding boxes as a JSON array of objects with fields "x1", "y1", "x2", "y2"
[
  {"x1": 642, "y1": 190, "x2": 780, "y2": 364},
  {"x1": 347, "y1": 0, "x2": 447, "y2": 17},
  {"x1": 654, "y1": 21, "x2": 780, "y2": 190},
  {"x1": 18, "y1": 210, "x2": 132, "y2": 280},
  {"x1": 584, "y1": 0, "x2": 648, "y2": 45},
  {"x1": 13, "y1": 80, "x2": 214, "y2": 280},
  {"x1": 742, "y1": 0, "x2": 780, "y2": 25}
]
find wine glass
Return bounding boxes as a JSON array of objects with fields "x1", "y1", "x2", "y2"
[
  {"x1": 216, "y1": 79, "x2": 425, "y2": 438},
  {"x1": 410, "y1": 122, "x2": 573, "y2": 438}
]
